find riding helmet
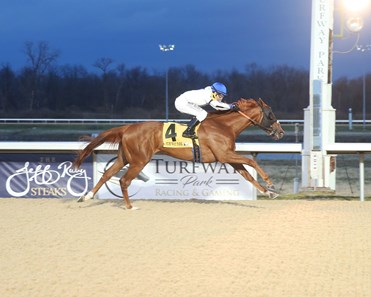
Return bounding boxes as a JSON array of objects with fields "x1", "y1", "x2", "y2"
[{"x1": 211, "y1": 82, "x2": 227, "y2": 96}]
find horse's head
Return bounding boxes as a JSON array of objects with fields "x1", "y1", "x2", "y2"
[{"x1": 236, "y1": 98, "x2": 285, "y2": 140}]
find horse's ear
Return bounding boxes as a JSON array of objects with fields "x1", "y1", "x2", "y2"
[
  {"x1": 257, "y1": 98, "x2": 263, "y2": 107},
  {"x1": 258, "y1": 98, "x2": 268, "y2": 107}
]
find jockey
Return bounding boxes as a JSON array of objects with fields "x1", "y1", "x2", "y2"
[{"x1": 175, "y1": 82, "x2": 238, "y2": 139}]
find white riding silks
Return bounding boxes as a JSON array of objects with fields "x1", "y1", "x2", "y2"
[{"x1": 209, "y1": 100, "x2": 231, "y2": 111}]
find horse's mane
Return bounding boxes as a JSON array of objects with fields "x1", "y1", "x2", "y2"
[{"x1": 207, "y1": 98, "x2": 258, "y2": 119}]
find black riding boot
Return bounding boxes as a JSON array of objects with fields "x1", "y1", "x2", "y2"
[{"x1": 183, "y1": 117, "x2": 200, "y2": 139}]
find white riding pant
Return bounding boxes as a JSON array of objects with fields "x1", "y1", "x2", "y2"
[{"x1": 175, "y1": 100, "x2": 208, "y2": 122}]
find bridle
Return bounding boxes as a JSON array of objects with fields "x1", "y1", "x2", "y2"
[{"x1": 237, "y1": 103, "x2": 278, "y2": 136}]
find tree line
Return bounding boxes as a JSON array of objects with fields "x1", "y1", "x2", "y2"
[{"x1": 0, "y1": 41, "x2": 368, "y2": 119}]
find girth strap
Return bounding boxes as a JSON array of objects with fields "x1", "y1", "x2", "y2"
[{"x1": 192, "y1": 139, "x2": 201, "y2": 163}]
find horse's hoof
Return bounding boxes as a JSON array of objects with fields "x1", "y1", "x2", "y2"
[
  {"x1": 77, "y1": 196, "x2": 85, "y2": 203},
  {"x1": 77, "y1": 191, "x2": 94, "y2": 203},
  {"x1": 267, "y1": 184, "x2": 276, "y2": 192},
  {"x1": 268, "y1": 191, "x2": 279, "y2": 199},
  {"x1": 126, "y1": 206, "x2": 140, "y2": 210}
]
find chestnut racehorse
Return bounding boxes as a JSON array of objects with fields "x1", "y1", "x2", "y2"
[{"x1": 73, "y1": 98, "x2": 285, "y2": 209}]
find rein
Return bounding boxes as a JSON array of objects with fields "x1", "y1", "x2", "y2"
[{"x1": 237, "y1": 110, "x2": 259, "y2": 125}]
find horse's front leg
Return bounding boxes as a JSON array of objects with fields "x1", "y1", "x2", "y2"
[
  {"x1": 220, "y1": 153, "x2": 273, "y2": 185},
  {"x1": 217, "y1": 150, "x2": 278, "y2": 198},
  {"x1": 229, "y1": 163, "x2": 265, "y2": 193},
  {"x1": 230, "y1": 163, "x2": 278, "y2": 199},
  {"x1": 248, "y1": 159, "x2": 277, "y2": 192}
]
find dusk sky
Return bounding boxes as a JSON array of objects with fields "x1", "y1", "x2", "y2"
[{"x1": 1, "y1": 0, "x2": 371, "y2": 79}]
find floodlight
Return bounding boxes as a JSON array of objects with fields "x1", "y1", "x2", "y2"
[
  {"x1": 343, "y1": 0, "x2": 369, "y2": 13},
  {"x1": 346, "y1": 16, "x2": 364, "y2": 32},
  {"x1": 159, "y1": 44, "x2": 175, "y2": 52},
  {"x1": 158, "y1": 44, "x2": 176, "y2": 121}
]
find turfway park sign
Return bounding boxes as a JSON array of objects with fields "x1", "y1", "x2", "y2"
[{"x1": 95, "y1": 154, "x2": 257, "y2": 200}]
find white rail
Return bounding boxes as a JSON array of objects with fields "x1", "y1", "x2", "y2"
[
  {"x1": 325, "y1": 143, "x2": 371, "y2": 202},
  {"x1": 0, "y1": 141, "x2": 302, "y2": 153},
  {"x1": 0, "y1": 118, "x2": 369, "y2": 124}
]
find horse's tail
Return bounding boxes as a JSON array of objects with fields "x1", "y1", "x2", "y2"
[{"x1": 73, "y1": 127, "x2": 124, "y2": 168}]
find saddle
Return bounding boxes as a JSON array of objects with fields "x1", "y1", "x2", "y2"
[{"x1": 162, "y1": 122, "x2": 201, "y2": 162}]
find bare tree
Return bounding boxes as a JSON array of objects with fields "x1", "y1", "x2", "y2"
[
  {"x1": 0, "y1": 64, "x2": 17, "y2": 111},
  {"x1": 93, "y1": 57, "x2": 114, "y2": 111},
  {"x1": 93, "y1": 57, "x2": 113, "y2": 74},
  {"x1": 24, "y1": 41, "x2": 60, "y2": 74},
  {"x1": 115, "y1": 63, "x2": 126, "y2": 110},
  {"x1": 22, "y1": 41, "x2": 60, "y2": 110}
]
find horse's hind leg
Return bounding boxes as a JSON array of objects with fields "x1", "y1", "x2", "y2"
[
  {"x1": 77, "y1": 149, "x2": 127, "y2": 202},
  {"x1": 119, "y1": 162, "x2": 148, "y2": 210}
]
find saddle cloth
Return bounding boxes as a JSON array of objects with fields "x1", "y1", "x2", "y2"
[{"x1": 162, "y1": 122, "x2": 200, "y2": 148}]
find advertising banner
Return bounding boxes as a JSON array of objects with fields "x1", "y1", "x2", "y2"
[
  {"x1": 95, "y1": 154, "x2": 257, "y2": 200},
  {"x1": 0, "y1": 154, "x2": 93, "y2": 198}
]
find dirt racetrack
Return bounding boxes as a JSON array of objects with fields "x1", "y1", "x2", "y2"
[{"x1": 0, "y1": 198, "x2": 370, "y2": 297}]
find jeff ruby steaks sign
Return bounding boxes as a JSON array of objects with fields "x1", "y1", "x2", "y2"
[{"x1": 0, "y1": 154, "x2": 93, "y2": 198}]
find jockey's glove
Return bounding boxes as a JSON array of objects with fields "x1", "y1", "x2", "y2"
[{"x1": 229, "y1": 103, "x2": 239, "y2": 111}]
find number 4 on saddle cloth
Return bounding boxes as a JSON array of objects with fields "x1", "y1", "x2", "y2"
[{"x1": 162, "y1": 122, "x2": 201, "y2": 162}]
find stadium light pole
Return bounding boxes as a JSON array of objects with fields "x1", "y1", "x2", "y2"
[
  {"x1": 356, "y1": 44, "x2": 371, "y2": 130},
  {"x1": 159, "y1": 44, "x2": 175, "y2": 121}
]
